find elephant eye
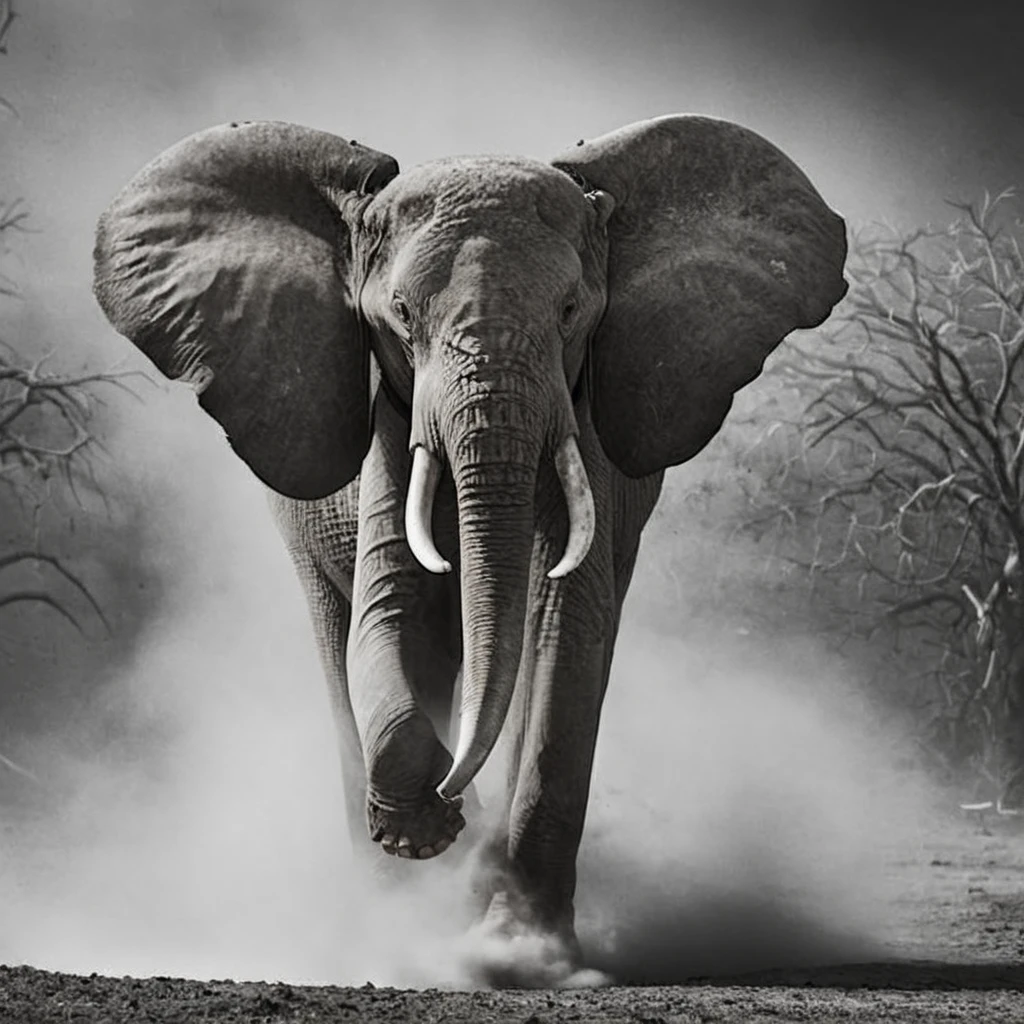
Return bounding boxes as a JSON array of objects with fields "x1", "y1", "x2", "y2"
[
  {"x1": 557, "y1": 296, "x2": 581, "y2": 335},
  {"x1": 559, "y1": 295, "x2": 580, "y2": 334},
  {"x1": 391, "y1": 295, "x2": 412, "y2": 329}
]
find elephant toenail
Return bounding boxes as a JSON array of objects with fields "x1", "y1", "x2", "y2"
[
  {"x1": 434, "y1": 837, "x2": 451, "y2": 854},
  {"x1": 417, "y1": 845, "x2": 435, "y2": 859},
  {"x1": 397, "y1": 845, "x2": 414, "y2": 859}
]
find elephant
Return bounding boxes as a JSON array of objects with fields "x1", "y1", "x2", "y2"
[{"x1": 92, "y1": 114, "x2": 847, "y2": 966}]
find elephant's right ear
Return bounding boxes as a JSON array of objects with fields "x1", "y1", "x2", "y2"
[{"x1": 93, "y1": 121, "x2": 399, "y2": 499}]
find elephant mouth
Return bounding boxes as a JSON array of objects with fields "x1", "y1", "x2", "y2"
[{"x1": 404, "y1": 434, "x2": 595, "y2": 581}]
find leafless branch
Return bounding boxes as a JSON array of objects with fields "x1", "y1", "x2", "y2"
[
  {"x1": 0, "y1": 1, "x2": 16, "y2": 55},
  {"x1": 0, "y1": 551, "x2": 109, "y2": 632},
  {"x1": 718, "y1": 193, "x2": 1024, "y2": 797}
]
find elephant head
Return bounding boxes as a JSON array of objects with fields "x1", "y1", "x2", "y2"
[{"x1": 93, "y1": 116, "x2": 847, "y2": 806}]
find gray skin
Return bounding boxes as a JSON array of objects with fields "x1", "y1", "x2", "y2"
[{"x1": 93, "y1": 116, "x2": 847, "y2": 960}]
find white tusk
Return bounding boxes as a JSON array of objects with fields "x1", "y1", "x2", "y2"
[
  {"x1": 548, "y1": 434, "x2": 596, "y2": 579},
  {"x1": 405, "y1": 445, "x2": 452, "y2": 574}
]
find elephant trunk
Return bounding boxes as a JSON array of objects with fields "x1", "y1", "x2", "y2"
[
  {"x1": 435, "y1": 393, "x2": 543, "y2": 800},
  {"x1": 404, "y1": 322, "x2": 597, "y2": 801}
]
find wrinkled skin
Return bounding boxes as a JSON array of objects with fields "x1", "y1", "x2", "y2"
[
  {"x1": 266, "y1": 160, "x2": 662, "y2": 944},
  {"x1": 93, "y1": 116, "x2": 848, "y2": 967},
  {"x1": 268, "y1": 385, "x2": 662, "y2": 948}
]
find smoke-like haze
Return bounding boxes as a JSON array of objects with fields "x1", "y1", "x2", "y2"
[
  {"x1": 1, "y1": 0, "x2": 1018, "y2": 991},
  {"x1": 0, "y1": 503, "x2": 936, "y2": 986},
  {"x1": 0, "y1": 387, "x2": 937, "y2": 987}
]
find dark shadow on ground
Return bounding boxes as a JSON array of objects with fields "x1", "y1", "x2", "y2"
[
  {"x1": 579, "y1": 889, "x2": 1024, "y2": 990},
  {"x1": 581, "y1": 888, "x2": 884, "y2": 986},
  {"x1": 696, "y1": 960, "x2": 1024, "y2": 991},
  {"x1": 576, "y1": 844, "x2": 1024, "y2": 992}
]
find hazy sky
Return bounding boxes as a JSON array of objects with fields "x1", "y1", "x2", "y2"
[{"x1": 5, "y1": 0, "x2": 1024, "y2": 347}]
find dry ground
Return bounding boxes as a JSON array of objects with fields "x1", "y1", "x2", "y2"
[{"x1": 2, "y1": 810, "x2": 1023, "y2": 1023}]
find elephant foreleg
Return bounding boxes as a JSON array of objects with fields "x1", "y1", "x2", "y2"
[
  {"x1": 504, "y1": 635, "x2": 614, "y2": 944},
  {"x1": 348, "y1": 391, "x2": 466, "y2": 859},
  {"x1": 494, "y1": 439, "x2": 661, "y2": 948}
]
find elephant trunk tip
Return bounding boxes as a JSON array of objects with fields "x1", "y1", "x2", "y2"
[
  {"x1": 435, "y1": 775, "x2": 462, "y2": 803},
  {"x1": 436, "y1": 689, "x2": 512, "y2": 801},
  {"x1": 435, "y1": 754, "x2": 479, "y2": 803}
]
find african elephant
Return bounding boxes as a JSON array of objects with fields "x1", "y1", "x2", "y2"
[{"x1": 92, "y1": 114, "x2": 847, "y2": 963}]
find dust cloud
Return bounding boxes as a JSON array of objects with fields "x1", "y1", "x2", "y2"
[
  {"x1": 0, "y1": 389, "x2": 938, "y2": 987},
  {"x1": 578, "y1": 620, "x2": 931, "y2": 983},
  {"x1": 2, "y1": 0, "x2": 1013, "y2": 994}
]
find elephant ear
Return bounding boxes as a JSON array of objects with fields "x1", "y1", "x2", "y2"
[
  {"x1": 552, "y1": 115, "x2": 848, "y2": 478},
  {"x1": 94, "y1": 121, "x2": 399, "y2": 499}
]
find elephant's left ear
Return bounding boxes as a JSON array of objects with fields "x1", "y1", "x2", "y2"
[{"x1": 552, "y1": 115, "x2": 848, "y2": 478}]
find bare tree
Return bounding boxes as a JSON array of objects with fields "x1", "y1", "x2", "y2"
[
  {"x1": 727, "y1": 192, "x2": 1024, "y2": 801},
  {"x1": 0, "y1": 347, "x2": 124, "y2": 631},
  {"x1": 0, "y1": 8, "x2": 129, "y2": 636},
  {"x1": 0, "y1": 6, "x2": 143, "y2": 785}
]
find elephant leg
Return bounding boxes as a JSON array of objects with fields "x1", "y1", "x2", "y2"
[
  {"x1": 267, "y1": 490, "x2": 371, "y2": 863},
  {"x1": 287, "y1": 558, "x2": 371, "y2": 860},
  {"x1": 495, "y1": 447, "x2": 661, "y2": 952},
  {"x1": 348, "y1": 390, "x2": 466, "y2": 860},
  {"x1": 502, "y1": 637, "x2": 614, "y2": 949}
]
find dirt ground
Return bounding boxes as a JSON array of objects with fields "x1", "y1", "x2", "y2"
[{"x1": 2, "y1": 811, "x2": 1023, "y2": 1023}]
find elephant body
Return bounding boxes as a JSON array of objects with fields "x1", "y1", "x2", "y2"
[
  {"x1": 268, "y1": 390, "x2": 662, "y2": 939},
  {"x1": 92, "y1": 115, "x2": 847, "y2": 965}
]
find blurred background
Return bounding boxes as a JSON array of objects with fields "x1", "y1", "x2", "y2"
[{"x1": 1, "y1": 0, "x2": 1022, "y2": 987}]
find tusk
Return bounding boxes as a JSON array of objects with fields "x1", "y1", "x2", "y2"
[
  {"x1": 405, "y1": 445, "x2": 452, "y2": 574},
  {"x1": 548, "y1": 434, "x2": 595, "y2": 579}
]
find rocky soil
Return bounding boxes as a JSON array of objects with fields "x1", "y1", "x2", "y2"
[{"x1": 3, "y1": 811, "x2": 1024, "y2": 1022}]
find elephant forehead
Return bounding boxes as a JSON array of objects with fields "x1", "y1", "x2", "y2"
[
  {"x1": 445, "y1": 234, "x2": 580, "y2": 290},
  {"x1": 371, "y1": 156, "x2": 589, "y2": 235},
  {"x1": 389, "y1": 223, "x2": 582, "y2": 316}
]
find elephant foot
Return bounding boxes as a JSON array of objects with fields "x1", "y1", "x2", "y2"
[
  {"x1": 367, "y1": 792, "x2": 465, "y2": 859},
  {"x1": 460, "y1": 891, "x2": 607, "y2": 989},
  {"x1": 366, "y1": 717, "x2": 466, "y2": 859}
]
